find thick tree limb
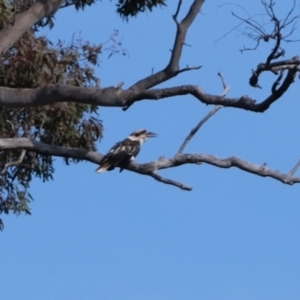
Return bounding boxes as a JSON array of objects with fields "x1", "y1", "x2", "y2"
[
  {"x1": 0, "y1": 65, "x2": 297, "y2": 112},
  {"x1": 0, "y1": 138, "x2": 102, "y2": 164},
  {"x1": 127, "y1": 0, "x2": 205, "y2": 95},
  {"x1": 0, "y1": 0, "x2": 64, "y2": 55},
  {"x1": 0, "y1": 138, "x2": 300, "y2": 191},
  {"x1": 249, "y1": 57, "x2": 300, "y2": 88},
  {"x1": 125, "y1": 66, "x2": 297, "y2": 112},
  {"x1": 0, "y1": 85, "x2": 128, "y2": 107}
]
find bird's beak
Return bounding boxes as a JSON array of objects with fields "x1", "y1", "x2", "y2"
[{"x1": 146, "y1": 132, "x2": 157, "y2": 138}]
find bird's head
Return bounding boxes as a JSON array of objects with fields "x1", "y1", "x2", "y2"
[{"x1": 128, "y1": 129, "x2": 157, "y2": 144}]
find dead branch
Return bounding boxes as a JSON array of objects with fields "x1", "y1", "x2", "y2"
[
  {"x1": 177, "y1": 105, "x2": 221, "y2": 155},
  {"x1": 177, "y1": 73, "x2": 229, "y2": 154},
  {"x1": 218, "y1": 72, "x2": 230, "y2": 96},
  {"x1": 1, "y1": 138, "x2": 300, "y2": 191},
  {"x1": 124, "y1": 0, "x2": 205, "y2": 110},
  {"x1": 125, "y1": 66, "x2": 297, "y2": 112},
  {"x1": 249, "y1": 56, "x2": 300, "y2": 88},
  {"x1": 150, "y1": 171, "x2": 192, "y2": 191},
  {"x1": 288, "y1": 159, "x2": 300, "y2": 176},
  {"x1": 271, "y1": 70, "x2": 284, "y2": 94},
  {"x1": 232, "y1": 0, "x2": 300, "y2": 55},
  {"x1": 177, "y1": 65, "x2": 202, "y2": 75},
  {"x1": 173, "y1": 0, "x2": 182, "y2": 25},
  {"x1": 0, "y1": 57, "x2": 297, "y2": 112},
  {"x1": 230, "y1": 1, "x2": 300, "y2": 92}
]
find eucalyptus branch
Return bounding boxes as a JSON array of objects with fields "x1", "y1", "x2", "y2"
[
  {"x1": 177, "y1": 73, "x2": 228, "y2": 154},
  {"x1": 150, "y1": 171, "x2": 192, "y2": 191},
  {"x1": 177, "y1": 106, "x2": 221, "y2": 155},
  {"x1": 1, "y1": 138, "x2": 300, "y2": 191},
  {"x1": 126, "y1": 0, "x2": 205, "y2": 99},
  {"x1": 173, "y1": 0, "x2": 183, "y2": 25},
  {"x1": 0, "y1": 64, "x2": 297, "y2": 113},
  {"x1": 0, "y1": 150, "x2": 26, "y2": 175},
  {"x1": 288, "y1": 159, "x2": 300, "y2": 176},
  {"x1": 0, "y1": 0, "x2": 64, "y2": 55}
]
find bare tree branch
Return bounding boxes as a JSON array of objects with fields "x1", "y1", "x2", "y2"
[
  {"x1": 125, "y1": 66, "x2": 297, "y2": 112},
  {"x1": 177, "y1": 72, "x2": 228, "y2": 154},
  {"x1": 0, "y1": 0, "x2": 64, "y2": 55},
  {"x1": 249, "y1": 56, "x2": 300, "y2": 88},
  {"x1": 173, "y1": 0, "x2": 183, "y2": 25},
  {"x1": 288, "y1": 159, "x2": 300, "y2": 176},
  {"x1": 0, "y1": 60, "x2": 297, "y2": 112},
  {"x1": 0, "y1": 85, "x2": 127, "y2": 107},
  {"x1": 129, "y1": 154, "x2": 300, "y2": 186},
  {"x1": 1, "y1": 138, "x2": 300, "y2": 191},
  {"x1": 177, "y1": 65, "x2": 202, "y2": 74},
  {"x1": 150, "y1": 171, "x2": 192, "y2": 191},
  {"x1": 0, "y1": 138, "x2": 102, "y2": 164},
  {"x1": 232, "y1": 0, "x2": 300, "y2": 55},
  {"x1": 218, "y1": 72, "x2": 230, "y2": 96},
  {"x1": 126, "y1": 0, "x2": 205, "y2": 97},
  {"x1": 177, "y1": 105, "x2": 221, "y2": 155}
]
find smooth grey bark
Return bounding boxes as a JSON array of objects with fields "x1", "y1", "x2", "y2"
[
  {"x1": 1, "y1": 138, "x2": 300, "y2": 191},
  {"x1": 0, "y1": 0, "x2": 64, "y2": 55}
]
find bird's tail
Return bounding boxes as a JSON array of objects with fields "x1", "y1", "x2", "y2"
[
  {"x1": 95, "y1": 165, "x2": 108, "y2": 173},
  {"x1": 96, "y1": 161, "x2": 113, "y2": 173}
]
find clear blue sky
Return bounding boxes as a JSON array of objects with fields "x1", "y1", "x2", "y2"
[{"x1": 1, "y1": 1, "x2": 300, "y2": 299}]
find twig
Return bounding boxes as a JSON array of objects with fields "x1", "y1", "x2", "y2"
[
  {"x1": 259, "y1": 162, "x2": 267, "y2": 171},
  {"x1": 231, "y1": 0, "x2": 300, "y2": 54},
  {"x1": 218, "y1": 72, "x2": 230, "y2": 96},
  {"x1": 150, "y1": 171, "x2": 192, "y2": 191},
  {"x1": 177, "y1": 65, "x2": 202, "y2": 74},
  {"x1": 288, "y1": 159, "x2": 300, "y2": 176},
  {"x1": 173, "y1": 0, "x2": 183, "y2": 25},
  {"x1": 232, "y1": 11, "x2": 265, "y2": 37},
  {"x1": 177, "y1": 72, "x2": 229, "y2": 154},
  {"x1": 177, "y1": 105, "x2": 221, "y2": 154},
  {"x1": 0, "y1": 149, "x2": 26, "y2": 175}
]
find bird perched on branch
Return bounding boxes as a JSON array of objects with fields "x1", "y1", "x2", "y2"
[{"x1": 96, "y1": 129, "x2": 157, "y2": 173}]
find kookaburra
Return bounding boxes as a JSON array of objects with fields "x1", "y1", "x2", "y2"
[{"x1": 96, "y1": 129, "x2": 157, "y2": 173}]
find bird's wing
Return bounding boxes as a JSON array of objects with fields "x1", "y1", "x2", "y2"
[
  {"x1": 96, "y1": 139, "x2": 140, "y2": 173},
  {"x1": 106, "y1": 139, "x2": 139, "y2": 159},
  {"x1": 99, "y1": 139, "x2": 139, "y2": 164}
]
